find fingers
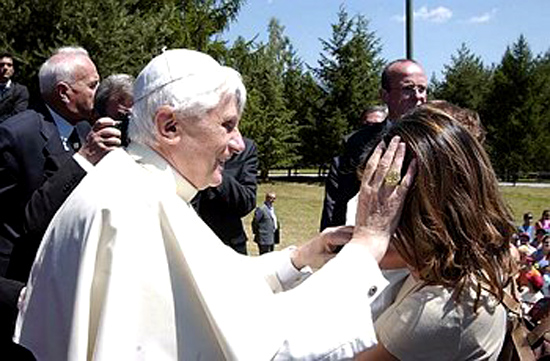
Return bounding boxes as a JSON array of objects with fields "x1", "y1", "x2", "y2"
[
  {"x1": 396, "y1": 158, "x2": 417, "y2": 196},
  {"x1": 92, "y1": 116, "x2": 117, "y2": 130},
  {"x1": 87, "y1": 117, "x2": 122, "y2": 148},
  {"x1": 323, "y1": 226, "x2": 354, "y2": 246},
  {"x1": 371, "y1": 136, "x2": 401, "y2": 188},
  {"x1": 360, "y1": 140, "x2": 385, "y2": 188}
]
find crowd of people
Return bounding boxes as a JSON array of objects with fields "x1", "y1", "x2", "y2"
[
  {"x1": 0, "y1": 45, "x2": 543, "y2": 361},
  {"x1": 514, "y1": 211, "x2": 550, "y2": 316}
]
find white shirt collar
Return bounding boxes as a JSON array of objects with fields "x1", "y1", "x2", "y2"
[
  {"x1": 0, "y1": 79, "x2": 12, "y2": 89},
  {"x1": 126, "y1": 142, "x2": 198, "y2": 202}
]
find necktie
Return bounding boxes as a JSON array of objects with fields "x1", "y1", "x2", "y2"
[{"x1": 68, "y1": 128, "x2": 81, "y2": 152}]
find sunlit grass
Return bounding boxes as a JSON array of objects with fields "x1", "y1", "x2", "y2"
[{"x1": 244, "y1": 182, "x2": 550, "y2": 255}]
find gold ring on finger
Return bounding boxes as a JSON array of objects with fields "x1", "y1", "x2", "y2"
[{"x1": 384, "y1": 170, "x2": 400, "y2": 186}]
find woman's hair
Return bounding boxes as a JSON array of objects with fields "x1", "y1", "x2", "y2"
[
  {"x1": 419, "y1": 100, "x2": 486, "y2": 144},
  {"x1": 369, "y1": 107, "x2": 515, "y2": 302}
]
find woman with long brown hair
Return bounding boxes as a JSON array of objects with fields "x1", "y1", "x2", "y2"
[{"x1": 356, "y1": 106, "x2": 516, "y2": 360}]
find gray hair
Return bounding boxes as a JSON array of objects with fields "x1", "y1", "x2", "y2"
[
  {"x1": 38, "y1": 46, "x2": 90, "y2": 96},
  {"x1": 363, "y1": 105, "x2": 388, "y2": 116},
  {"x1": 94, "y1": 74, "x2": 135, "y2": 117},
  {"x1": 130, "y1": 49, "x2": 247, "y2": 146}
]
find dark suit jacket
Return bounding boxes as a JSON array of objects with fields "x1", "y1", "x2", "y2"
[
  {"x1": 192, "y1": 137, "x2": 258, "y2": 250},
  {"x1": 252, "y1": 203, "x2": 280, "y2": 246},
  {"x1": 0, "y1": 82, "x2": 29, "y2": 123},
  {"x1": 320, "y1": 121, "x2": 391, "y2": 229},
  {"x1": 0, "y1": 108, "x2": 90, "y2": 337}
]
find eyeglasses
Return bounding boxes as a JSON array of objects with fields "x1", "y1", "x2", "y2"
[{"x1": 400, "y1": 84, "x2": 427, "y2": 95}]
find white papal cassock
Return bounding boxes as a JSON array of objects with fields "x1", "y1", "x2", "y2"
[{"x1": 15, "y1": 142, "x2": 388, "y2": 360}]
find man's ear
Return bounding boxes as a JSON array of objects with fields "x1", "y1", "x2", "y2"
[
  {"x1": 56, "y1": 82, "x2": 71, "y2": 104},
  {"x1": 155, "y1": 106, "x2": 180, "y2": 144}
]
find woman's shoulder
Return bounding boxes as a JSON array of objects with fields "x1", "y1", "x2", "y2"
[{"x1": 375, "y1": 283, "x2": 507, "y2": 360}]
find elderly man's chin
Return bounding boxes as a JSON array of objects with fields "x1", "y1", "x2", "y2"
[{"x1": 205, "y1": 165, "x2": 224, "y2": 189}]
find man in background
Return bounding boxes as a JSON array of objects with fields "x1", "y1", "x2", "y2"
[
  {"x1": 252, "y1": 191, "x2": 279, "y2": 254},
  {"x1": 94, "y1": 73, "x2": 134, "y2": 146},
  {"x1": 0, "y1": 53, "x2": 29, "y2": 122},
  {"x1": 0, "y1": 47, "x2": 120, "y2": 352},
  {"x1": 321, "y1": 59, "x2": 427, "y2": 229},
  {"x1": 359, "y1": 105, "x2": 388, "y2": 126},
  {"x1": 193, "y1": 137, "x2": 257, "y2": 255},
  {"x1": 94, "y1": 73, "x2": 134, "y2": 121}
]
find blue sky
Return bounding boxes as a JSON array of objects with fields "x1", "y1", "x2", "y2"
[{"x1": 223, "y1": 0, "x2": 549, "y2": 80}]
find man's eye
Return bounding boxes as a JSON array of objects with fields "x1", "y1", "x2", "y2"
[{"x1": 223, "y1": 121, "x2": 236, "y2": 132}]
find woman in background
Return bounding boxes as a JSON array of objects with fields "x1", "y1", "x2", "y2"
[
  {"x1": 356, "y1": 107, "x2": 516, "y2": 361},
  {"x1": 536, "y1": 210, "x2": 550, "y2": 233}
]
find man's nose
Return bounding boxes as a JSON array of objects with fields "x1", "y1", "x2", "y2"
[
  {"x1": 228, "y1": 128, "x2": 245, "y2": 154},
  {"x1": 414, "y1": 89, "x2": 427, "y2": 104}
]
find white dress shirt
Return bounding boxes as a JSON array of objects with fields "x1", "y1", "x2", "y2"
[{"x1": 15, "y1": 143, "x2": 387, "y2": 360}]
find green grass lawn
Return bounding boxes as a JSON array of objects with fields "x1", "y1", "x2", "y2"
[{"x1": 244, "y1": 182, "x2": 550, "y2": 255}]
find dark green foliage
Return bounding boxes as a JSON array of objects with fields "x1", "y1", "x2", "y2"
[
  {"x1": 3, "y1": 0, "x2": 550, "y2": 178},
  {"x1": 226, "y1": 19, "x2": 299, "y2": 179},
  {"x1": 313, "y1": 5, "x2": 385, "y2": 166},
  {"x1": 431, "y1": 43, "x2": 490, "y2": 111},
  {"x1": 0, "y1": 0, "x2": 244, "y2": 103},
  {"x1": 481, "y1": 35, "x2": 550, "y2": 180}
]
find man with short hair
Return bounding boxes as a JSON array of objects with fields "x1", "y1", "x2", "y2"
[
  {"x1": 0, "y1": 53, "x2": 29, "y2": 122},
  {"x1": 321, "y1": 59, "x2": 427, "y2": 230},
  {"x1": 16, "y1": 49, "x2": 392, "y2": 360},
  {"x1": 0, "y1": 47, "x2": 120, "y2": 349},
  {"x1": 252, "y1": 191, "x2": 280, "y2": 254},
  {"x1": 360, "y1": 105, "x2": 388, "y2": 125},
  {"x1": 94, "y1": 73, "x2": 134, "y2": 121},
  {"x1": 94, "y1": 73, "x2": 134, "y2": 146}
]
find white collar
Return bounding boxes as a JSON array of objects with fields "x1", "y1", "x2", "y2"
[
  {"x1": 126, "y1": 142, "x2": 198, "y2": 202},
  {"x1": 0, "y1": 79, "x2": 12, "y2": 89}
]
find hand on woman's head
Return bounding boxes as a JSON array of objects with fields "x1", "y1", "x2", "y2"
[{"x1": 351, "y1": 135, "x2": 416, "y2": 262}]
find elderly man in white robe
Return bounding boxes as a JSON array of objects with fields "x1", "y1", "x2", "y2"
[{"x1": 14, "y1": 49, "x2": 415, "y2": 360}]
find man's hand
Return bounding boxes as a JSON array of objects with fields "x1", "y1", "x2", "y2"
[
  {"x1": 350, "y1": 136, "x2": 416, "y2": 262},
  {"x1": 78, "y1": 117, "x2": 122, "y2": 165},
  {"x1": 291, "y1": 226, "x2": 354, "y2": 270}
]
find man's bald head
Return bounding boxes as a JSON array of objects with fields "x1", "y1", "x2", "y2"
[{"x1": 380, "y1": 59, "x2": 427, "y2": 120}]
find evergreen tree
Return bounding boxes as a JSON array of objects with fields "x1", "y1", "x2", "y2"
[
  {"x1": 313, "y1": 5, "x2": 384, "y2": 166},
  {"x1": 482, "y1": 35, "x2": 545, "y2": 180},
  {"x1": 0, "y1": 0, "x2": 244, "y2": 103},
  {"x1": 431, "y1": 43, "x2": 490, "y2": 111},
  {"x1": 229, "y1": 19, "x2": 299, "y2": 179}
]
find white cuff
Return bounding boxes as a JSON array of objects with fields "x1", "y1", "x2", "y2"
[
  {"x1": 73, "y1": 153, "x2": 94, "y2": 172},
  {"x1": 277, "y1": 246, "x2": 313, "y2": 291}
]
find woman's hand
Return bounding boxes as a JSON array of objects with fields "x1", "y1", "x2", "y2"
[{"x1": 350, "y1": 136, "x2": 416, "y2": 262}]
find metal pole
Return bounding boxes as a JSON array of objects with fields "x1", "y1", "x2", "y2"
[{"x1": 406, "y1": 0, "x2": 413, "y2": 59}]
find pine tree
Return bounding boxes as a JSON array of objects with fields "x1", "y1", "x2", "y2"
[
  {"x1": 0, "y1": 0, "x2": 245, "y2": 102},
  {"x1": 431, "y1": 43, "x2": 490, "y2": 111},
  {"x1": 228, "y1": 18, "x2": 299, "y2": 179},
  {"x1": 313, "y1": 5, "x2": 384, "y2": 166},
  {"x1": 482, "y1": 35, "x2": 545, "y2": 180}
]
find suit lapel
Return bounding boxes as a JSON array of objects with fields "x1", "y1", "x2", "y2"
[
  {"x1": 38, "y1": 109, "x2": 72, "y2": 179},
  {"x1": 40, "y1": 110, "x2": 65, "y2": 156},
  {"x1": 0, "y1": 86, "x2": 13, "y2": 103}
]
